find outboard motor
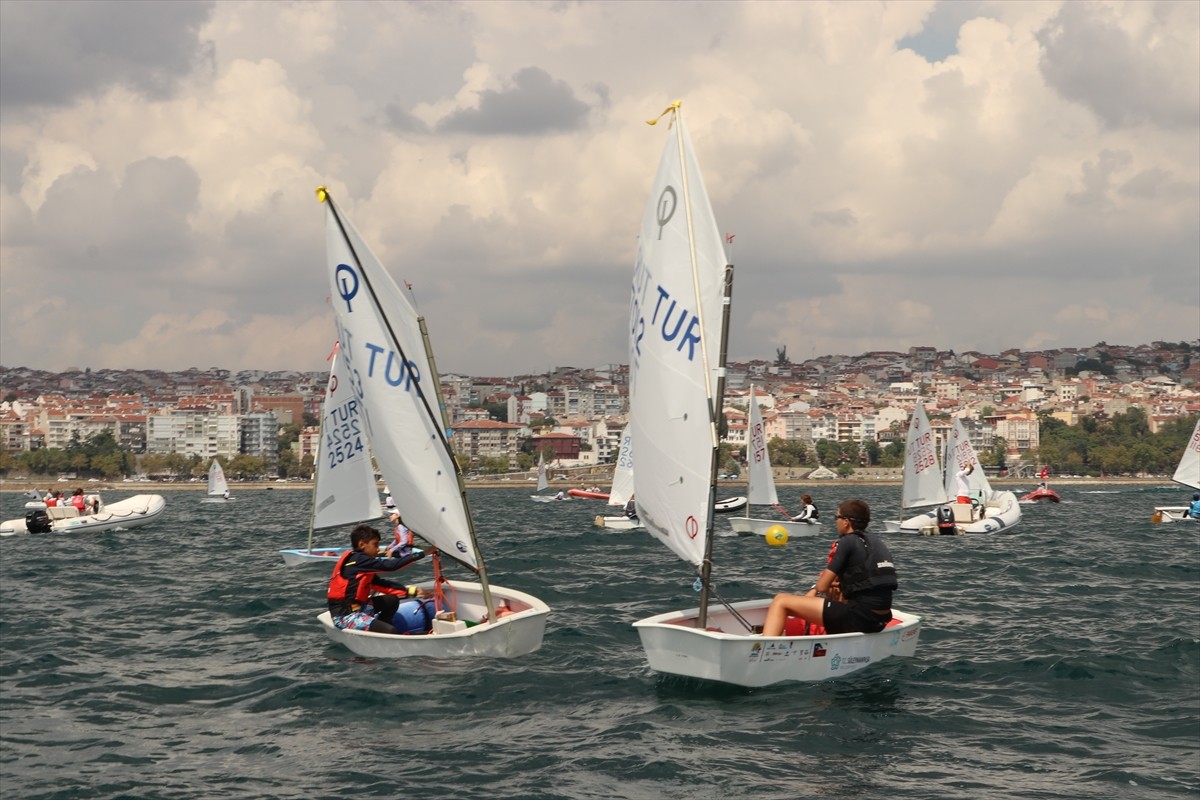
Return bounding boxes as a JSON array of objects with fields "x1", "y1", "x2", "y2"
[
  {"x1": 25, "y1": 509, "x2": 53, "y2": 534},
  {"x1": 935, "y1": 505, "x2": 956, "y2": 536}
]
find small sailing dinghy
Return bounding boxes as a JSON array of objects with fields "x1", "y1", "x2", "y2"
[
  {"x1": 594, "y1": 427, "x2": 643, "y2": 529},
  {"x1": 529, "y1": 452, "x2": 558, "y2": 503},
  {"x1": 280, "y1": 345, "x2": 385, "y2": 566},
  {"x1": 883, "y1": 402, "x2": 947, "y2": 533},
  {"x1": 1153, "y1": 417, "x2": 1200, "y2": 523},
  {"x1": 314, "y1": 187, "x2": 549, "y2": 658},
  {"x1": 727, "y1": 384, "x2": 817, "y2": 538},
  {"x1": 627, "y1": 104, "x2": 919, "y2": 686},
  {"x1": 202, "y1": 459, "x2": 232, "y2": 503}
]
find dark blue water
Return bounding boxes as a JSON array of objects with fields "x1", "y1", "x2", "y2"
[{"x1": 1, "y1": 484, "x2": 1197, "y2": 799}]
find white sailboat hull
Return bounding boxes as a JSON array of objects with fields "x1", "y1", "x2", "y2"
[
  {"x1": 0, "y1": 494, "x2": 167, "y2": 536},
  {"x1": 279, "y1": 547, "x2": 347, "y2": 566},
  {"x1": 317, "y1": 580, "x2": 550, "y2": 658},
  {"x1": 593, "y1": 515, "x2": 643, "y2": 530},
  {"x1": 895, "y1": 490, "x2": 1022, "y2": 535},
  {"x1": 1153, "y1": 506, "x2": 1198, "y2": 523},
  {"x1": 728, "y1": 516, "x2": 821, "y2": 537},
  {"x1": 634, "y1": 601, "x2": 921, "y2": 687}
]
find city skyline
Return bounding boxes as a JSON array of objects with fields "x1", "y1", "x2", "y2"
[
  {"x1": 1, "y1": 2, "x2": 1197, "y2": 376},
  {"x1": 2, "y1": 336, "x2": 1195, "y2": 386}
]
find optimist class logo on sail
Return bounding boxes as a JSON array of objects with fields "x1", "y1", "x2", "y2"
[
  {"x1": 629, "y1": 187, "x2": 703, "y2": 378},
  {"x1": 333, "y1": 262, "x2": 425, "y2": 399}
]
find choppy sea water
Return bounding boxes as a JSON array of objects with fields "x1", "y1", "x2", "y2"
[{"x1": 1, "y1": 483, "x2": 1197, "y2": 800}]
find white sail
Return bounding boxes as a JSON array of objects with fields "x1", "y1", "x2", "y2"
[
  {"x1": 942, "y1": 418, "x2": 993, "y2": 500},
  {"x1": 628, "y1": 108, "x2": 726, "y2": 568},
  {"x1": 207, "y1": 460, "x2": 229, "y2": 497},
  {"x1": 745, "y1": 384, "x2": 780, "y2": 506},
  {"x1": 900, "y1": 402, "x2": 948, "y2": 510},
  {"x1": 1171, "y1": 417, "x2": 1200, "y2": 490},
  {"x1": 536, "y1": 452, "x2": 549, "y2": 493},
  {"x1": 312, "y1": 347, "x2": 383, "y2": 530},
  {"x1": 607, "y1": 427, "x2": 635, "y2": 508},
  {"x1": 323, "y1": 194, "x2": 478, "y2": 569}
]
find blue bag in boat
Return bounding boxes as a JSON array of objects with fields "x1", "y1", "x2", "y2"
[{"x1": 391, "y1": 599, "x2": 436, "y2": 634}]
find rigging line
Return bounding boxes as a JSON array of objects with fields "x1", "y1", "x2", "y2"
[{"x1": 705, "y1": 582, "x2": 754, "y2": 633}]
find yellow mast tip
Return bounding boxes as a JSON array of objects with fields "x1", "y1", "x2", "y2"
[
  {"x1": 315, "y1": 186, "x2": 328, "y2": 203},
  {"x1": 646, "y1": 100, "x2": 682, "y2": 126}
]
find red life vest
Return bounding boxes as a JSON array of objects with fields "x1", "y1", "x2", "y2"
[
  {"x1": 71, "y1": 495, "x2": 87, "y2": 512},
  {"x1": 327, "y1": 550, "x2": 379, "y2": 609}
]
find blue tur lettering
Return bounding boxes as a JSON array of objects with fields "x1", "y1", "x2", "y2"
[
  {"x1": 364, "y1": 343, "x2": 422, "y2": 394},
  {"x1": 650, "y1": 286, "x2": 701, "y2": 360}
]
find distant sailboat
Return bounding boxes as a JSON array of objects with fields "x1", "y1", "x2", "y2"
[
  {"x1": 594, "y1": 427, "x2": 642, "y2": 529},
  {"x1": 202, "y1": 459, "x2": 231, "y2": 503},
  {"x1": 888, "y1": 412, "x2": 1022, "y2": 534},
  {"x1": 1153, "y1": 417, "x2": 1200, "y2": 523},
  {"x1": 280, "y1": 344, "x2": 385, "y2": 565},
  {"x1": 529, "y1": 451, "x2": 558, "y2": 503},
  {"x1": 727, "y1": 384, "x2": 816, "y2": 538}
]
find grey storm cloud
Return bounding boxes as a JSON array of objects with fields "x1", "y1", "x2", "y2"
[
  {"x1": 437, "y1": 67, "x2": 591, "y2": 135},
  {"x1": 1037, "y1": 1, "x2": 1200, "y2": 130},
  {"x1": 0, "y1": 0, "x2": 213, "y2": 109}
]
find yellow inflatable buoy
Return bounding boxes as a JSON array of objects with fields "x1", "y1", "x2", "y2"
[{"x1": 765, "y1": 525, "x2": 788, "y2": 546}]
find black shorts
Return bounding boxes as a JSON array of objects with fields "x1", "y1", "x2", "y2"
[{"x1": 822, "y1": 600, "x2": 891, "y2": 634}]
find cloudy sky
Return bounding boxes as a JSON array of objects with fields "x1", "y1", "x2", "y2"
[{"x1": 1, "y1": 0, "x2": 1196, "y2": 377}]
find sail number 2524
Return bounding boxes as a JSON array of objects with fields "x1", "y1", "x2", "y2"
[{"x1": 324, "y1": 400, "x2": 366, "y2": 469}]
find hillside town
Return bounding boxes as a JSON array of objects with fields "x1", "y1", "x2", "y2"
[{"x1": 1, "y1": 340, "x2": 1197, "y2": 479}]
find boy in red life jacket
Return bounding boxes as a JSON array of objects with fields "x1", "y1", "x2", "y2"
[{"x1": 327, "y1": 524, "x2": 428, "y2": 634}]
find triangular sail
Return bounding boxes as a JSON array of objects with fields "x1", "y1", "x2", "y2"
[
  {"x1": 745, "y1": 384, "x2": 780, "y2": 506},
  {"x1": 536, "y1": 452, "x2": 549, "y2": 493},
  {"x1": 607, "y1": 427, "x2": 635, "y2": 507},
  {"x1": 321, "y1": 191, "x2": 479, "y2": 569},
  {"x1": 1172, "y1": 417, "x2": 1200, "y2": 491},
  {"x1": 311, "y1": 347, "x2": 383, "y2": 532},
  {"x1": 628, "y1": 107, "x2": 727, "y2": 568},
  {"x1": 900, "y1": 402, "x2": 948, "y2": 511},
  {"x1": 207, "y1": 460, "x2": 228, "y2": 496},
  {"x1": 943, "y1": 418, "x2": 992, "y2": 500}
]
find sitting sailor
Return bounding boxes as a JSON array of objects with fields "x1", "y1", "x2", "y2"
[
  {"x1": 791, "y1": 494, "x2": 819, "y2": 524},
  {"x1": 1189, "y1": 493, "x2": 1200, "y2": 521}
]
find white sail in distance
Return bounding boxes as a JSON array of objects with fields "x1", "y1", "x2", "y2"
[
  {"x1": 901, "y1": 402, "x2": 949, "y2": 510},
  {"x1": 312, "y1": 347, "x2": 383, "y2": 530},
  {"x1": 1172, "y1": 417, "x2": 1200, "y2": 491},
  {"x1": 607, "y1": 428, "x2": 635, "y2": 508},
  {"x1": 942, "y1": 417, "x2": 993, "y2": 500},
  {"x1": 745, "y1": 384, "x2": 780, "y2": 506}
]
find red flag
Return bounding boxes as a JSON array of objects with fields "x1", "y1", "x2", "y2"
[
  {"x1": 1039, "y1": 466, "x2": 1049, "y2": 479},
  {"x1": 725, "y1": 234, "x2": 735, "y2": 243}
]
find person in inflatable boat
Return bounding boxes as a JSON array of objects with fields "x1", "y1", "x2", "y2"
[
  {"x1": 327, "y1": 524, "x2": 428, "y2": 634},
  {"x1": 761, "y1": 499, "x2": 897, "y2": 636}
]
